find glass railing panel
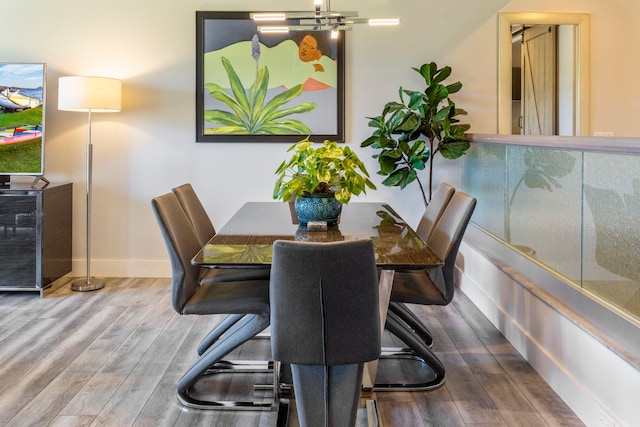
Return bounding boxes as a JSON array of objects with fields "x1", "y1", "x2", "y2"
[
  {"x1": 463, "y1": 139, "x2": 640, "y2": 321},
  {"x1": 462, "y1": 143, "x2": 507, "y2": 239},
  {"x1": 582, "y1": 152, "x2": 640, "y2": 319},
  {"x1": 506, "y1": 145, "x2": 583, "y2": 282}
]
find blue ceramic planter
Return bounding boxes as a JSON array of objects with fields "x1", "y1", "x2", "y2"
[{"x1": 294, "y1": 193, "x2": 342, "y2": 224}]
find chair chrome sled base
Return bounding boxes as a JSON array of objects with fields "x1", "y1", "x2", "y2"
[
  {"x1": 374, "y1": 312, "x2": 446, "y2": 391},
  {"x1": 177, "y1": 313, "x2": 276, "y2": 410},
  {"x1": 388, "y1": 302, "x2": 434, "y2": 348}
]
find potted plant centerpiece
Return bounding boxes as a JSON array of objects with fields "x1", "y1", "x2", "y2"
[{"x1": 273, "y1": 138, "x2": 376, "y2": 224}]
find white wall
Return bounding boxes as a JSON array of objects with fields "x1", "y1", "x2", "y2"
[
  {"x1": 3, "y1": 0, "x2": 636, "y2": 277},
  {"x1": 0, "y1": 0, "x2": 491, "y2": 276}
]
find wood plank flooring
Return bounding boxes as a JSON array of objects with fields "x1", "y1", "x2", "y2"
[{"x1": 0, "y1": 277, "x2": 584, "y2": 427}]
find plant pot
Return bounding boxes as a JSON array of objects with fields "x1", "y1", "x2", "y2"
[{"x1": 294, "y1": 193, "x2": 342, "y2": 224}]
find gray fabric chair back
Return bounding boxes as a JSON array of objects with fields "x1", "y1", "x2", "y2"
[
  {"x1": 151, "y1": 192, "x2": 202, "y2": 313},
  {"x1": 427, "y1": 191, "x2": 477, "y2": 303},
  {"x1": 270, "y1": 239, "x2": 381, "y2": 365},
  {"x1": 270, "y1": 239, "x2": 381, "y2": 427},
  {"x1": 172, "y1": 183, "x2": 216, "y2": 247},
  {"x1": 415, "y1": 182, "x2": 455, "y2": 242}
]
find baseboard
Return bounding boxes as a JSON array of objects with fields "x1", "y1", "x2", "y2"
[
  {"x1": 457, "y1": 240, "x2": 639, "y2": 427},
  {"x1": 71, "y1": 259, "x2": 171, "y2": 278}
]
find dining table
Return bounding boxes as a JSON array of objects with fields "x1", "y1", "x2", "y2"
[{"x1": 192, "y1": 201, "x2": 443, "y2": 396}]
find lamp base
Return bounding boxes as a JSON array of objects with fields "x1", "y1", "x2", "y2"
[{"x1": 71, "y1": 278, "x2": 105, "y2": 292}]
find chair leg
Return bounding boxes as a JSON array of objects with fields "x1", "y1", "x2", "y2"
[
  {"x1": 198, "y1": 313, "x2": 244, "y2": 355},
  {"x1": 177, "y1": 313, "x2": 275, "y2": 410},
  {"x1": 375, "y1": 313, "x2": 445, "y2": 391},
  {"x1": 199, "y1": 314, "x2": 273, "y2": 375},
  {"x1": 388, "y1": 302, "x2": 434, "y2": 347}
]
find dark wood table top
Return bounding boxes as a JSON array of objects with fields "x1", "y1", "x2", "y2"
[{"x1": 193, "y1": 202, "x2": 442, "y2": 270}]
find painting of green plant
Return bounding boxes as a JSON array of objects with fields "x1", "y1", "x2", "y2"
[{"x1": 204, "y1": 35, "x2": 316, "y2": 135}]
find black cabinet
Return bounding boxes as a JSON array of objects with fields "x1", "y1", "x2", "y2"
[{"x1": 0, "y1": 183, "x2": 72, "y2": 295}]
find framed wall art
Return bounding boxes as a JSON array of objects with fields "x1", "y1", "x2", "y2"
[{"x1": 196, "y1": 11, "x2": 345, "y2": 143}]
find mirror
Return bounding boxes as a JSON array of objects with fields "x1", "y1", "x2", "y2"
[{"x1": 498, "y1": 13, "x2": 590, "y2": 136}]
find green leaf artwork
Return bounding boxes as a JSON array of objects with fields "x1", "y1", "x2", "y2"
[{"x1": 204, "y1": 35, "x2": 316, "y2": 135}]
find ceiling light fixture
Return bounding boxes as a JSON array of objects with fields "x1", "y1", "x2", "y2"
[{"x1": 252, "y1": 0, "x2": 399, "y2": 35}]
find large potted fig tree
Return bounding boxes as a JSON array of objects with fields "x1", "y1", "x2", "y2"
[
  {"x1": 361, "y1": 62, "x2": 471, "y2": 207},
  {"x1": 273, "y1": 138, "x2": 376, "y2": 224}
]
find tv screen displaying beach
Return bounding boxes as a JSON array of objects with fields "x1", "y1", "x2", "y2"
[{"x1": 0, "y1": 63, "x2": 45, "y2": 175}]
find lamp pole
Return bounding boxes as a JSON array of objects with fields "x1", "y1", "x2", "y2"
[
  {"x1": 58, "y1": 76, "x2": 121, "y2": 292},
  {"x1": 73, "y1": 108, "x2": 104, "y2": 291}
]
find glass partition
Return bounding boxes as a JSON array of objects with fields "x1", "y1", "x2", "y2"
[{"x1": 462, "y1": 141, "x2": 640, "y2": 321}]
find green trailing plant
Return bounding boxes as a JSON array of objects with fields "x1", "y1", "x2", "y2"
[
  {"x1": 361, "y1": 62, "x2": 471, "y2": 207},
  {"x1": 273, "y1": 138, "x2": 376, "y2": 204},
  {"x1": 204, "y1": 35, "x2": 316, "y2": 135}
]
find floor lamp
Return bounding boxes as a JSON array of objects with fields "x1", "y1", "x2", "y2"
[{"x1": 58, "y1": 76, "x2": 121, "y2": 292}]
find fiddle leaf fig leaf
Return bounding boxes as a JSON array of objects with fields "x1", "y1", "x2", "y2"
[
  {"x1": 410, "y1": 158, "x2": 426, "y2": 170},
  {"x1": 407, "y1": 91, "x2": 424, "y2": 110},
  {"x1": 402, "y1": 169, "x2": 418, "y2": 189},
  {"x1": 366, "y1": 116, "x2": 383, "y2": 128},
  {"x1": 415, "y1": 64, "x2": 432, "y2": 85},
  {"x1": 379, "y1": 153, "x2": 400, "y2": 174},
  {"x1": 361, "y1": 135, "x2": 379, "y2": 148},
  {"x1": 433, "y1": 66, "x2": 452, "y2": 85},
  {"x1": 446, "y1": 82, "x2": 463, "y2": 94},
  {"x1": 450, "y1": 124, "x2": 471, "y2": 139},
  {"x1": 398, "y1": 113, "x2": 420, "y2": 133},
  {"x1": 411, "y1": 140, "x2": 427, "y2": 157},
  {"x1": 382, "y1": 169, "x2": 407, "y2": 186},
  {"x1": 434, "y1": 106, "x2": 452, "y2": 122},
  {"x1": 440, "y1": 140, "x2": 471, "y2": 159}
]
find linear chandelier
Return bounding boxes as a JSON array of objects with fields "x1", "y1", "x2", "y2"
[{"x1": 251, "y1": 0, "x2": 399, "y2": 36}]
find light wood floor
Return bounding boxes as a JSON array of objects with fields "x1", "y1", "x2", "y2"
[{"x1": 0, "y1": 277, "x2": 584, "y2": 427}]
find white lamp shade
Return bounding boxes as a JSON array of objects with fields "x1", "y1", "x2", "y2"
[{"x1": 58, "y1": 76, "x2": 121, "y2": 112}]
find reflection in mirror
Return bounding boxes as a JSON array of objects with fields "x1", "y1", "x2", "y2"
[{"x1": 498, "y1": 13, "x2": 590, "y2": 136}]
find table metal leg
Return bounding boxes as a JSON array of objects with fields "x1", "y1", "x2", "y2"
[{"x1": 362, "y1": 268, "x2": 394, "y2": 394}]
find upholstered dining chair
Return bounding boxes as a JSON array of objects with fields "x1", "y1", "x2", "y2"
[
  {"x1": 387, "y1": 182, "x2": 455, "y2": 348},
  {"x1": 172, "y1": 183, "x2": 271, "y2": 354},
  {"x1": 270, "y1": 240, "x2": 381, "y2": 427},
  {"x1": 378, "y1": 190, "x2": 476, "y2": 390},
  {"x1": 152, "y1": 192, "x2": 274, "y2": 410}
]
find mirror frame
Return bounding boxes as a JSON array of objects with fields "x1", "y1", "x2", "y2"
[{"x1": 498, "y1": 12, "x2": 591, "y2": 135}]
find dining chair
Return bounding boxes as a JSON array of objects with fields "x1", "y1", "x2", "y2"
[
  {"x1": 151, "y1": 192, "x2": 274, "y2": 410},
  {"x1": 172, "y1": 183, "x2": 271, "y2": 354},
  {"x1": 270, "y1": 240, "x2": 381, "y2": 427},
  {"x1": 388, "y1": 182, "x2": 455, "y2": 348},
  {"x1": 378, "y1": 190, "x2": 476, "y2": 390}
]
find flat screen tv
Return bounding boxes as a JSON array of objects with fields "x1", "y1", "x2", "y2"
[{"x1": 0, "y1": 63, "x2": 46, "y2": 186}]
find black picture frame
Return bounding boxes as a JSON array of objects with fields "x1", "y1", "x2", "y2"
[{"x1": 196, "y1": 11, "x2": 345, "y2": 143}]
